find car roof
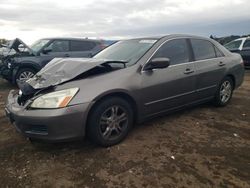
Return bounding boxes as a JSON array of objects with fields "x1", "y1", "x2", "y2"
[
  {"x1": 43, "y1": 34, "x2": 212, "y2": 43},
  {"x1": 124, "y1": 34, "x2": 213, "y2": 41},
  {"x1": 41, "y1": 37, "x2": 103, "y2": 42}
]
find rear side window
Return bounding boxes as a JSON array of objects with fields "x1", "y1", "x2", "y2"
[
  {"x1": 191, "y1": 39, "x2": 216, "y2": 61},
  {"x1": 153, "y1": 39, "x2": 189, "y2": 65},
  {"x1": 47, "y1": 40, "x2": 69, "y2": 52},
  {"x1": 243, "y1": 40, "x2": 250, "y2": 49},
  {"x1": 70, "y1": 40, "x2": 97, "y2": 51}
]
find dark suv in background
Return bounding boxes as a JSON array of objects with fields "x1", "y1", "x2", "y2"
[
  {"x1": 0, "y1": 37, "x2": 108, "y2": 83},
  {"x1": 224, "y1": 37, "x2": 250, "y2": 68}
]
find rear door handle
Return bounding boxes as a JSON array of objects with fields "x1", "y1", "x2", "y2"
[
  {"x1": 219, "y1": 62, "x2": 225, "y2": 67},
  {"x1": 184, "y1": 68, "x2": 194, "y2": 74},
  {"x1": 64, "y1": 54, "x2": 70, "y2": 57}
]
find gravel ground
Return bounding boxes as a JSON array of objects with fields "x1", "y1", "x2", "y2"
[{"x1": 0, "y1": 70, "x2": 249, "y2": 188}]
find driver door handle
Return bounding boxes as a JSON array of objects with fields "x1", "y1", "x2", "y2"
[
  {"x1": 184, "y1": 68, "x2": 194, "y2": 74},
  {"x1": 219, "y1": 62, "x2": 225, "y2": 67},
  {"x1": 64, "y1": 54, "x2": 70, "y2": 57}
]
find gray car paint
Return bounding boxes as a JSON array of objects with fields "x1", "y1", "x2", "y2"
[{"x1": 5, "y1": 34, "x2": 245, "y2": 141}]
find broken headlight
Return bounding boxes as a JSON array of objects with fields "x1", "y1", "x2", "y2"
[{"x1": 30, "y1": 88, "x2": 79, "y2": 109}]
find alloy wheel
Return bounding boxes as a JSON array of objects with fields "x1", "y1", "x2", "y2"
[
  {"x1": 99, "y1": 105, "x2": 128, "y2": 141},
  {"x1": 220, "y1": 80, "x2": 232, "y2": 103},
  {"x1": 18, "y1": 71, "x2": 35, "y2": 82}
]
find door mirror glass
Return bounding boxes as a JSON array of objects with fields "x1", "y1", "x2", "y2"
[{"x1": 144, "y1": 58, "x2": 170, "y2": 71}]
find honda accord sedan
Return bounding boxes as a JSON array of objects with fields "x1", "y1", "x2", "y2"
[{"x1": 5, "y1": 34, "x2": 245, "y2": 147}]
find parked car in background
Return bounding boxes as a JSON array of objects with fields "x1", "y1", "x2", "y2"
[
  {"x1": 0, "y1": 37, "x2": 107, "y2": 83},
  {"x1": 224, "y1": 37, "x2": 250, "y2": 68},
  {"x1": 102, "y1": 40, "x2": 117, "y2": 47},
  {"x1": 0, "y1": 43, "x2": 16, "y2": 60},
  {"x1": 5, "y1": 34, "x2": 244, "y2": 147}
]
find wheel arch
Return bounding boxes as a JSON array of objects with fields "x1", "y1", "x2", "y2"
[
  {"x1": 225, "y1": 74, "x2": 236, "y2": 89},
  {"x1": 12, "y1": 61, "x2": 41, "y2": 83},
  {"x1": 16, "y1": 61, "x2": 41, "y2": 73},
  {"x1": 86, "y1": 91, "x2": 138, "y2": 128}
]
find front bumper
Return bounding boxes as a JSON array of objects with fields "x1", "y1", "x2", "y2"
[{"x1": 5, "y1": 90, "x2": 92, "y2": 142}]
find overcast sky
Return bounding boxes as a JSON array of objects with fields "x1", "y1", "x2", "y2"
[{"x1": 0, "y1": 0, "x2": 250, "y2": 44}]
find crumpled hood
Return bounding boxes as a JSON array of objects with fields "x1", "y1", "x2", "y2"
[
  {"x1": 7, "y1": 38, "x2": 34, "y2": 55},
  {"x1": 26, "y1": 58, "x2": 111, "y2": 89}
]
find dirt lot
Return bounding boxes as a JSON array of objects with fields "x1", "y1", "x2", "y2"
[{"x1": 0, "y1": 71, "x2": 250, "y2": 188}]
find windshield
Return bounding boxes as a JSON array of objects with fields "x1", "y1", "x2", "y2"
[
  {"x1": 224, "y1": 40, "x2": 242, "y2": 50},
  {"x1": 30, "y1": 39, "x2": 50, "y2": 53},
  {"x1": 94, "y1": 39, "x2": 157, "y2": 66}
]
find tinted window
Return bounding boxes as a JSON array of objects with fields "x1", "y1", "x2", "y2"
[
  {"x1": 191, "y1": 39, "x2": 216, "y2": 61},
  {"x1": 70, "y1": 41, "x2": 96, "y2": 51},
  {"x1": 153, "y1": 39, "x2": 189, "y2": 65},
  {"x1": 214, "y1": 46, "x2": 224, "y2": 57},
  {"x1": 47, "y1": 40, "x2": 69, "y2": 52},
  {"x1": 224, "y1": 40, "x2": 242, "y2": 50},
  {"x1": 243, "y1": 40, "x2": 250, "y2": 49}
]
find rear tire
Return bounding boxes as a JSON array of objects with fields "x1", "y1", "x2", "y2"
[
  {"x1": 214, "y1": 77, "x2": 233, "y2": 107},
  {"x1": 15, "y1": 68, "x2": 36, "y2": 83},
  {"x1": 87, "y1": 97, "x2": 133, "y2": 147}
]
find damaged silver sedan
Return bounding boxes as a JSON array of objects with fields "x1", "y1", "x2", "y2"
[{"x1": 5, "y1": 34, "x2": 244, "y2": 146}]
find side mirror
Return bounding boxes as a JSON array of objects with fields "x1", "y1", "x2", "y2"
[
  {"x1": 144, "y1": 58, "x2": 170, "y2": 71},
  {"x1": 42, "y1": 48, "x2": 52, "y2": 54}
]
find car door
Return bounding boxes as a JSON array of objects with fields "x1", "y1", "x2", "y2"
[
  {"x1": 69, "y1": 40, "x2": 97, "y2": 58},
  {"x1": 40, "y1": 40, "x2": 70, "y2": 67},
  {"x1": 140, "y1": 38, "x2": 197, "y2": 117},
  {"x1": 190, "y1": 38, "x2": 226, "y2": 100}
]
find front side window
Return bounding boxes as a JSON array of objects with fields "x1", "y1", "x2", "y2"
[
  {"x1": 224, "y1": 40, "x2": 242, "y2": 50},
  {"x1": 70, "y1": 41, "x2": 96, "y2": 51},
  {"x1": 94, "y1": 39, "x2": 157, "y2": 66},
  {"x1": 191, "y1": 39, "x2": 216, "y2": 61},
  {"x1": 152, "y1": 39, "x2": 189, "y2": 65},
  {"x1": 46, "y1": 40, "x2": 69, "y2": 52}
]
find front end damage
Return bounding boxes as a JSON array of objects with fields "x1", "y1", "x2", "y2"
[
  {"x1": 5, "y1": 57, "x2": 124, "y2": 141},
  {"x1": 5, "y1": 90, "x2": 91, "y2": 141},
  {"x1": 0, "y1": 38, "x2": 34, "y2": 82}
]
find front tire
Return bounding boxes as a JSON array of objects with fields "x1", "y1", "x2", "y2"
[
  {"x1": 87, "y1": 97, "x2": 133, "y2": 147},
  {"x1": 214, "y1": 77, "x2": 233, "y2": 106},
  {"x1": 15, "y1": 68, "x2": 36, "y2": 83}
]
